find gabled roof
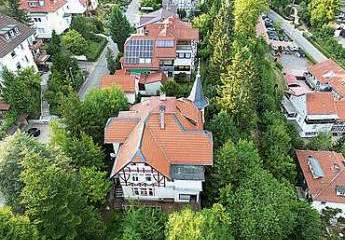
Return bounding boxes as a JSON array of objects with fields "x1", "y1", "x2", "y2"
[
  {"x1": 0, "y1": 14, "x2": 35, "y2": 58},
  {"x1": 138, "y1": 8, "x2": 177, "y2": 28},
  {"x1": 296, "y1": 150, "x2": 345, "y2": 204},
  {"x1": 106, "y1": 97, "x2": 213, "y2": 179},
  {"x1": 100, "y1": 69, "x2": 136, "y2": 93},
  {"x1": 20, "y1": 0, "x2": 67, "y2": 13},
  {"x1": 139, "y1": 72, "x2": 167, "y2": 84},
  {"x1": 306, "y1": 92, "x2": 337, "y2": 115}
]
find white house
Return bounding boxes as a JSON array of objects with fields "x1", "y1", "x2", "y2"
[
  {"x1": 20, "y1": 0, "x2": 72, "y2": 39},
  {"x1": 66, "y1": 0, "x2": 98, "y2": 14},
  {"x1": 296, "y1": 150, "x2": 345, "y2": 216},
  {"x1": 104, "y1": 76, "x2": 211, "y2": 205},
  {"x1": 0, "y1": 14, "x2": 38, "y2": 83}
]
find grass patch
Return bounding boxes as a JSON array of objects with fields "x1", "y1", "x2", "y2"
[{"x1": 85, "y1": 36, "x2": 108, "y2": 61}]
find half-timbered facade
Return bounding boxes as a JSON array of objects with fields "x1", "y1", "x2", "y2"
[{"x1": 105, "y1": 71, "x2": 212, "y2": 204}]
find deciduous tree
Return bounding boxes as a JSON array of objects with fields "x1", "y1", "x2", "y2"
[{"x1": 61, "y1": 29, "x2": 87, "y2": 55}]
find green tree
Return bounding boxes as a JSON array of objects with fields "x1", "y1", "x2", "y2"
[
  {"x1": 0, "y1": 207, "x2": 39, "y2": 240},
  {"x1": 5, "y1": 0, "x2": 27, "y2": 22},
  {"x1": 140, "y1": 0, "x2": 161, "y2": 10},
  {"x1": 218, "y1": 45, "x2": 257, "y2": 130},
  {"x1": 306, "y1": 132, "x2": 333, "y2": 150},
  {"x1": 166, "y1": 204, "x2": 234, "y2": 240},
  {"x1": 108, "y1": 5, "x2": 133, "y2": 53},
  {"x1": 50, "y1": 121, "x2": 105, "y2": 169},
  {"x1": 121, "y1": 207, "x2": 167, "y2": 240},
  {"x1": 20, "y1": 145, "x2": 104, "y2": 240},
  {"x1": 233, "y1": 0, "x2": 268, "y2": 38},
  {"x1": 106, "y1": 48, "x2": 117, "y2": 74},
  {"x1": 61, "y1": 88, "x2": 128, "y2": 143},
  {"x1": 61, "y1": 29, "x2": 87, "y2": 55},
  {"x1": 271, "y1": 0, "x2": 289, "y2": 11},
  {"x1": 2, "y1": 68, "x2": 41, "y2": 118},
  {"x1": 71, "y1": 15, "x2": 97, "y2": 40},
  {"x1": 0, "y1": 132, "x2": 45, "y2": 212},
  {"x1": 220, "y1": 169, "x2": 297, "y2": 240},
  {"x1": 46, "y1": 30, "x2": 61, "y2": 56},
  {"x1": 308, "y1": 0, "x2": 340, "y2": 28},
  {"x1": 79, "y1": 167, "x2": 111, "y2": 206}
]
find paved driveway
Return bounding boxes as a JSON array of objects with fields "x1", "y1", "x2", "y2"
[
  {"x1": 126, "y1": 0, "x2": 140, "y2": 26},
  {"x1": 78, "y1": 36, "x2": 118, "y2": 100},
  {"x1": 268, "y1": 10, "x2": 328, "y2": 63}
]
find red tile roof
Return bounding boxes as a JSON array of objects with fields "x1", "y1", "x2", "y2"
[
  {"x1": 308, "y1": 60, "x2": 345, "y2": 98},
  {"x1": 139, "y1": 72, "x2": 167, "y2": 84},
  {"x1": 0, "y1": 101, "x2": 10, "y2": 111},
  {"x1": 105, "y1": 96, "x2": 212, "y2": 178},
  {"x1": 306, "y1": 92, "x2": 337, "y2": 115},
  {"x1": 296, "y1": 150, "x2": 345, "y2": 204},
  {"x1": 20, "y1": 0, "x2": 67, "y2": 13},
  {"x1": 100, "y1": 69, "x2": 136, "y2": 93}
]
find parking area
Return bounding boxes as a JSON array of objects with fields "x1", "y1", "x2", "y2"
[{"x1": 280, "y1": 54, "x2": 309, "y2": 75}]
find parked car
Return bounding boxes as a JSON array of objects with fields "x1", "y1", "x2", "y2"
[
  {"x1": 27, "y1": 128, "x2": 40, "y2": 137},
  {"x1": 296, "y1": 48, "x2": 306, "y2": 58}
]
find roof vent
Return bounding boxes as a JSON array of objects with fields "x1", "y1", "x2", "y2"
[
  {"x1": 159, "y1": 105, "x2": 166, "y2": 129},
  {"x1": 307, "y1": 155, "x2": 324, "y2": 179}
]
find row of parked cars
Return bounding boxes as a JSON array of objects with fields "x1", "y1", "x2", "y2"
[{"x1": 262, "y1": 15, "x2": 290, "y2": 42}]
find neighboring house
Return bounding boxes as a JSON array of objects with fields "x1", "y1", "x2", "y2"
[
  {"x1": 66, "y1": 0, "x2": 98, "y2": 14},
  {"x1": 104, "y1": 74, "x2": 211, "y2": 205},
  {"x1": 162, "y1": 0, "x2": 196, "y2": 13},
  {"x1": 0, "y1": 14, "x2": 38, "y2": 83},
  {"x1": 100, "y1": 69, "x2": 139, "y2": 104},
  {"x1": 282, "y1": 91, "x2": 340, "y2": 138},
  {"x1": 0, "y1": 101, "x2": 10, "y2": 117},
  {"x1": 20, "y1": 0, "x2": 72, "y2": 38},
  {"x1": 296, "y1": 150, "x2": 345, "y2": 216},
  {"x1": 305, "y1": 60, "x2": 345, "y2": 100},
  {"x1": 100, "y1": 69, "x2": 168, "y2": 103},
  {"x1": 138, "y1": 8, "x2": 176, "y2": 29},
  {"x1": 122, "y1": 16, "x2": 199, "y2": 77}
]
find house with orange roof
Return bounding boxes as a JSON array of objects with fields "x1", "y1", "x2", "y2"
[
  {"x1": 100, "y1": 69, "x2": 168, "y2": 103},
  {"x1": 306, "y1": 59, "x2": 345, "y2": 100},
  {"x1": 122, "y1": 15, "x2": 199, "y2": 78},
  {"x1": 20, "y1": 0, "x2": 71, "y2": 38},
  {"x1": 104, "y1": 73, "x2": 211, "y2": 205},
  {"x1": 296, "y1": 150, "x2": 345, "y2": 215}
]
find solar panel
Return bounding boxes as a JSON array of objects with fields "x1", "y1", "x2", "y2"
[
  {"x1": 124, "y1": 39, "x2": 153, "y2": 64},
  {"x1": 156, "y1": 39, "x2": 174, "y2": 47},
  {"x1": 308, "y1": 156, "x2": 324, "y2": 178}
]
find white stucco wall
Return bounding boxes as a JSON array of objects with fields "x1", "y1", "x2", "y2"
[
  {"x1": 125, "y1": 92, "x2": 136, "y2": 104},
  {"x1": 29, "y1": 4, "x2": 71, "y2": 38},
  {"x1": 312, "y1": 201, "x2": 345, "y2": 217},
  {"x1": 66, "y1": 0, "x2": 86, "y2": 14},
  {"x1": 0, "y1": 36, "x2": 37, "y2": 82}
]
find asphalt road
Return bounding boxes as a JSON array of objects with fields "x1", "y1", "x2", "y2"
[
  {"x1": 268, "y1": 10, "x2": 328, "y2": 63},
  {"x1": 78, "y1": 36, "x2": 118, "y2": 100},
  {"x1": 126, "y1": 0, "x2": 140, "y2": 26}
]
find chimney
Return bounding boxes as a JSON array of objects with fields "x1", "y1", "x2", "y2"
[
  {"x1": 159, "y1": 105, "x2": 166, "y2": 129},
  {"x1": 160, "y1": 91, "x2": 166, "y2": 101}
]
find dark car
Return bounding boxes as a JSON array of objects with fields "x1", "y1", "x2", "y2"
[{"x1": 27, "y1": 128, "x2": 41, "y2": 137}]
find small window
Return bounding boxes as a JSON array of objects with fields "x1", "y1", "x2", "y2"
[
  {"x1": 20, "y1": 43, "x2": 24, "y2": 50},
  {"x1": 140, "y1": 188, "x2": 147, "y2": 196},
  {"x1": 145, "y1": 174, "x2": 152, "y2": 182},
  {"x1": 179, "y1": 194, "x2": 190, "y2": 201},
  {"x1": 25, "y1": 56, "x2": 29, "y2": 62},
  {"x1": 321, "y1": 201, "x2": 326, "y2": 205},
  {"x1": 148, "y1": 188, "x2": 154, "y2": 196},
  {"x1": 16, "y1": 62, "x2": 21, "y2": 70},
  {"x1": 132, "y1": 174, "x2": 138, "y2": 182},
  {"x1": 11, "y1": 51, "x2": 16, "y2": 58},
  {"x1": 133, "y1": 187, "x2": 139, "y2": 195}
]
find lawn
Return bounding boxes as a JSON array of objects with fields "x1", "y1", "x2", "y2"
[{"x1": 85, "y1": 36, "x2": 108, "y2": 62}]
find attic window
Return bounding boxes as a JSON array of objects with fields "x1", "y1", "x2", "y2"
[
  {"x1": 336, "y1": 186, "x2": 345, "y2": 197},
  {"x1": 307, "y1": 156, "x2": 324, "y2": 179}
]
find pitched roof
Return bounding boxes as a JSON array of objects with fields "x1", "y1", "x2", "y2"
[
  {"x1": 138, "y1": 8, "x2": 177, "y2": 28},
  {"x1": 308, "y1": 60, "x2": 345, "y2": 98},
  {"x1": 296, "y1": 150, "x2": 345, "y2": 204},
  {"x1": 187, "y1": 66, "x2": 208, "y2": 109},
  {"x1": 0, "y1": 101, "x2": 10, "y2": 111},
  {"x1": 306, "y1": 92, "x2": 337, "y2": 115},
  {"x1": 20, "y1": 0, "x2": 67, "y2": 12},
  {"x1": 106, "y1": 96, "x2": 212, "y2": 178},
  {"x1": 123, "y1": 16, "x2": 199, "y2": 70},
  {"x1": 100, "y1": 69, "x2": 136, "y2": 93},
  {"x1": 0, "y1": 14, "x2": 35, "y2": 58},
  {"x1": 139, "y1": 72, "x2": 167, "y2": 84}
]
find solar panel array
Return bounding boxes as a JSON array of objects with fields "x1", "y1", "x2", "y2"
[
  {"x1": 156, "y1": 39, "x2": 174, "y2": 48},
  {"x1": 124, "y1": 39, "x2": 154, "y2": 64}
]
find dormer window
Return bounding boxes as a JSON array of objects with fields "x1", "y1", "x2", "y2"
[
  {"x1": 336, "y1": 186, "x2": 345, "y2": 196},
  {"x1": 0, "y1": 25, "x2": 20, "y2": 42}
]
